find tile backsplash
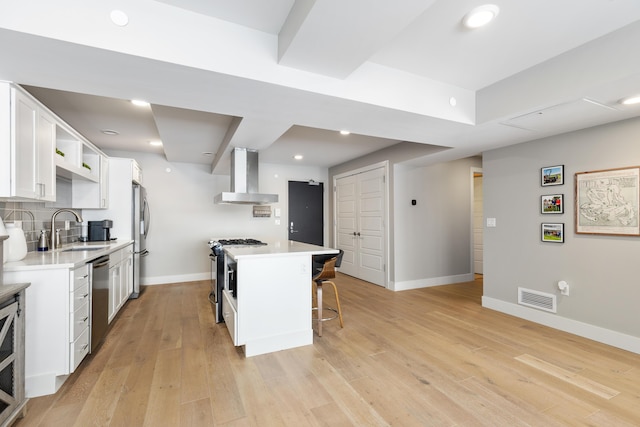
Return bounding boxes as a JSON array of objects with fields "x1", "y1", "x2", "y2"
[{"x1": 1, "y1": 201, "x2": 83, "y2": 252}]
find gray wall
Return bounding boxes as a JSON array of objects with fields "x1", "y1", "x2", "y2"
[{"x1": 483, "y1": 116, "x2": 640, "y2": 343}]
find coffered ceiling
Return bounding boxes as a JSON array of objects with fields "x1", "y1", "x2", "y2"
[{"x1": 1, "y1": 0, "x2": 640, "y2": 173}]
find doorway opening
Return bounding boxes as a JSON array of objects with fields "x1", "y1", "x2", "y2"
[{"x1": 472, "y1": 168, "x2": 483, "y2": 277}]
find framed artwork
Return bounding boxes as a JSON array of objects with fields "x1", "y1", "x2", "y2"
[
  {"x1": 575, "y1": 166, "x2": 640, "y2": 236},
  {"x1": 542, "y1": 165, "x2": 564, "y2": 186},
  {"x1": 542, "y1": 223, "x2": 564, "y2": 243},
  {"x1": 541, "y1": 194, "x2": 563, "y2": 214}
]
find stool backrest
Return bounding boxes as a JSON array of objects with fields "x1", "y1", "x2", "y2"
[{"x1": 314, "y1": 257, "x2": 337, "y2": 281}]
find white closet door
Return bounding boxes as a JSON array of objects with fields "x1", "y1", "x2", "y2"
[
  {"x1": 336, "y1": 174, "x2": 357, "y2": 276},
  {"x1": 336, "y1": 167, "x2": 386, "y2": 287}
]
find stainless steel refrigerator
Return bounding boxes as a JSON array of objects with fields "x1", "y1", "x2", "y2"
[{"x1": 131, "y1": 184, "x2": 149, "y2": 298}]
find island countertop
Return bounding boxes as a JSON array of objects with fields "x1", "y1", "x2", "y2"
[{"x1": 224, "y1": 239, "x2": 338, "y2": 260}]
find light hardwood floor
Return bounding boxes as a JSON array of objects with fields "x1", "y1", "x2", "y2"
[{"x1": 15, "y1": 274, "x2": 640, "y2": 426}]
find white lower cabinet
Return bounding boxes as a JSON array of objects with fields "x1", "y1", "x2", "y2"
[
  {"x1": 222, "y1": 289, "x2": 238, "y2": 344},
  {"x1": 108, "y1": 244, "x2": 133, "y2": 323},
  {"x1": 3, "y1": 263, "x2": 91, "y2": 397}
]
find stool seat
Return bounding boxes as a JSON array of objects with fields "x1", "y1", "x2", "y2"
[{"x1": 312, "y1": 250, "x2": 344, "y2": 336}]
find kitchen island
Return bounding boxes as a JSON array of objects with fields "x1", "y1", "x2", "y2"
[{"x1": 222, "y1": 240, "x2": 338, "y2": 357}]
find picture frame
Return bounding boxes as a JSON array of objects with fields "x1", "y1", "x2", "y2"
[
  {"x1": 541, "y1": 223, "x2": 564, "y2": 243},
  {"x1": 575, "y1": 166, "x2": 640, "y2": 236},
  {"x1": 541, "y1": 165, "x2": 564, "y2": 186},
  {"x1": 541, "y1": 194, "x2": 563, "y2": 214}
]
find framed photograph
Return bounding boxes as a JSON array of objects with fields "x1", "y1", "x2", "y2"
[
  {"x1": 542, "y1": 165, "x2": 564, "y2": 186},
  {"x1": 575, "y1": 166, "x2": 640, "y2": 236},
  {"x1": 541, "y1": 223, "x2": 564, "y2": 243},
  {"x1": 541, "y1": 194, "x2": 563, "y2": 214}
]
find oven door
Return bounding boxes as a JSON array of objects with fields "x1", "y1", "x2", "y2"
[
  {"x1": 209, "y1": 254, "x2": 225, "y2": 323},
  {"x1": 226, "y1": 259, "x2": 237, "y2": 298}
]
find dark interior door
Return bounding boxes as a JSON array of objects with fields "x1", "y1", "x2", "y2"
[{"x1": 288, "y1": 181, "x2": 324, "y2": 246}]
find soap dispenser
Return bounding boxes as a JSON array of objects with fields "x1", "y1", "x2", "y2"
[{"x1": 37, "y1": 230, "x2": 49, "y2": 252}]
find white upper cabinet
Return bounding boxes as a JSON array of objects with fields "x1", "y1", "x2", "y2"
[
  {"x1": 1, "y1": 81, "x2": 109, "y2": 206},
  {"x1": 37, "y1": 108, "x2": 57, "y2": 201},
  {"x1": 0, "y1": 82, "x2": 56, "y2": 201}
]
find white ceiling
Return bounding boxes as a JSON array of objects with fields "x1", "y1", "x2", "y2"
[{"x1": 1, "y1": 0, "x2": 640, "y2": 174}]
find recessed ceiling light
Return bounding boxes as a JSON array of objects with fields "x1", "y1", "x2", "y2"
[
  {"x1": 340, "y1": 130, "x2": 350, "y2": 135},
  {"x1": 101, "y1": 129, "x2": 119, "y2": 136},
  {"x1": 463, "y1": 4, "x2": 499, "y2": 29},
  {"x1": 619, "y1": 95, "x2": 640, "y2": 106},
  {"x1": 149, "y1": 140, "x2": 163, "y2": 146},
  {"x1": 110, "y1": 10, "x2": 129, "y2": 27},
  {"x1": 449, "y1": 97, "x2": 457, "y2": 107},
  {"x1": 293, "y1": 154, "x2": 303, "y2": 160},
  {"x1": 131, "y1": 99, "x2": 150, "y2": 107}
]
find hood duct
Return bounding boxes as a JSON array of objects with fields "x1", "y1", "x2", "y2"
[{"x1": 214, "y1": 148, "x2": 279, "y2": 204}]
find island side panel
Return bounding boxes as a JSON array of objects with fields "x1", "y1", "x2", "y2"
[
  {"x1": 4, "y1": 268, "x2": 70, "y2": 397},
  {"x1": 237, "y1": 254, "x2": 313, "y2": 356}
]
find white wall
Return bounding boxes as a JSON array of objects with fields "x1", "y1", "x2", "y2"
[
  {"x1": 104, "y1": 151, "x2": 328, "y2": 285},
  {"x1": 482, "y1": 117, "x2": 640, "y2": 353},
  {"x1": 393, "y1": 157, "x2": 482, "y2": 290}
]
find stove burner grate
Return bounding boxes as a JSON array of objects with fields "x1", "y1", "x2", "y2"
[{"x1": 216, "y1": 238, "x2": 267, "y2": 246}]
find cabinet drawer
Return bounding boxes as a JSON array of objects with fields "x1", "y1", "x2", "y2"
[
  {"x1": 70, "y1": 302, "x2": 90, "y2": 342},
  {"x1": 71, "y1": 282, "x2": 90, "y2": 313},
  {"x1": 70, "y1": 327, "x2": 90, "y2": 373},
  {"x1": 73, "y1": 264, "x2": 90, "y2": 290},
  {"x1": 222, "y1": 290, "x2": 238, "y2": 345}
]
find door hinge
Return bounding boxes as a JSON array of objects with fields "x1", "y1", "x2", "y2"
[{"x1": 383, "y1": 264, "x2": 386, "y2": 272}]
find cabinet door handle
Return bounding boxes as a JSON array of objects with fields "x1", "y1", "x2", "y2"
[
  {"x1": 81, "y1": 343, "x2": 89, "y2": 351},
  {"x1": 81, "y1": 316, "x2": 89, "y2": 323}
]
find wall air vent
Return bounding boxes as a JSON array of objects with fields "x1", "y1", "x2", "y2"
[{"x1": 518, "y1": 287, "x2": 556, "y2": 313}]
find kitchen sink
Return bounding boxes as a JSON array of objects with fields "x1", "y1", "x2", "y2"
[{"x1": 62, "y1": 246, "x2": 108, "y2": 252}]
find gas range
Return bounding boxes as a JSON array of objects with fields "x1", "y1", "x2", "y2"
[{"x1": 208, "y1": 238, "x2": 266, "y2": 323}]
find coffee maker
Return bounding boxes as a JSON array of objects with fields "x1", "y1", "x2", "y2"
[{"x1": 88, "y1": 220, "x2": 113, "y2": 241}]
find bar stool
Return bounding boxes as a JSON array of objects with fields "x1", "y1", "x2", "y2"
[{"x1": 311, "y1": 250, "x2": 344, "y2": 337}]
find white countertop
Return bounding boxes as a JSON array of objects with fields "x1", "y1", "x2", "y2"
[
  {"x1": 3, "y1": 240, "x2": 134, "y2": 271},
  {"x1": 224, "y1": 240, "x2": 338, "y2": 260}
]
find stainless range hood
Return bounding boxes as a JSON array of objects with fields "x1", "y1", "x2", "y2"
[{"x1": 214, "y1": 148, "x2": 279, "y2": 204}]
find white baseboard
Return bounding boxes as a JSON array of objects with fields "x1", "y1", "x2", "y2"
[
  {"x1": 392, "y1": 273, "x2": 474, "y2": 291},
  {"x1": 142, "y1": 272, "x2": 209, "y2": 286},
  {"x1": 482, "y1": 296, "x2": 640, "y2": 355}
]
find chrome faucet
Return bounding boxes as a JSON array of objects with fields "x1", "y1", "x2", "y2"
[{"x1": 50, "y1": 209, "x2": 83, "y2": 250}]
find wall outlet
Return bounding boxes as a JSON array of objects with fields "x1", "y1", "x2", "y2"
[{"x1": 64, "y1": 220, "x2": 70, "y2": 230}]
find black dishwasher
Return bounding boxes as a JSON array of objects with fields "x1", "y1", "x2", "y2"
[{"x1": 90, "y1": 256, "x2": 109, "y2": 353}]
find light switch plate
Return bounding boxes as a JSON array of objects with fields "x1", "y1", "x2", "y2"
[{"x1": 487, "y1": 217, "x2": 497, "y2": 227}]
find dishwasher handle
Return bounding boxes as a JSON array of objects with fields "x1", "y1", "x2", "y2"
[{"x1": 91, "y1": 256, "x2": 110, "y2": 268}]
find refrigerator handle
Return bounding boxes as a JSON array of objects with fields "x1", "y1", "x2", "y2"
[{"x1": 142, "y1": 197, "x2": 150, "y2": 237}]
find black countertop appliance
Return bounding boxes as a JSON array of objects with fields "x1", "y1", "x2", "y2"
[{"x1": 88, "y1": 220, "x2": 113, "y2": 241}]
